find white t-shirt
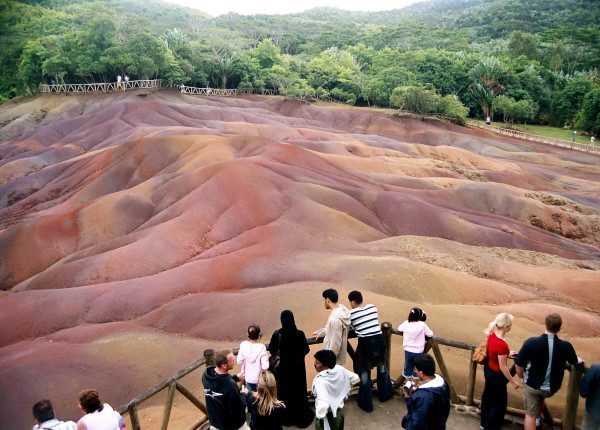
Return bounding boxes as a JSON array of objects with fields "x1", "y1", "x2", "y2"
[
  {"x1": 34, "y1": 419, "x2": 77, "y2": 430},
  {"x1": 78, "y1": 404, "x2": 123, "y2": 430}
]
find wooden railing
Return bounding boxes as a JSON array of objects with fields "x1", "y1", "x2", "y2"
[
  {"x1": 179, "y1": 86, "x2": 238, "y2": 96},
  {"x1": 40, "y1": 79, "x2": 162, "y2": 94},
  {"x1": 382, "y1": 323, "x2": 586, "y2": 430},
  {"x1": 468, "y1": 121, "x2": 599, "y2": 155},
  {"x1": 117, "y1": 322, "x2": 586, "y2": 430}
]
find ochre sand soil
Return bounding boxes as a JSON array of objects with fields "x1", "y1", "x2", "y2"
[{"x1": 0, "y1": 91, "x2": 598, "y2": 429}]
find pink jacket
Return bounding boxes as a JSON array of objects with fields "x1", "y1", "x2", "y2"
[
  {"x1": 237, "y1": 341, "x2": 269, "y2": 384},
  {"x1": 398, "y1": 321, "x2": 434, "y2": 353}
]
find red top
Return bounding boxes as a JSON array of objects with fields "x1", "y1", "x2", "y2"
[{"x1": 487, "y1": 332, "x2": 509, "y2": 373}]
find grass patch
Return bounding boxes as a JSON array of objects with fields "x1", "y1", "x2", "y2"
[{"x1": 471, "y1": 119, "x2": 594, "y2": 144}]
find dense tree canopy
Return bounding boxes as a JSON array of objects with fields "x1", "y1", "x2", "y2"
[{"x1": 1, "y1": 0, "x2": 599, "y2": 129}]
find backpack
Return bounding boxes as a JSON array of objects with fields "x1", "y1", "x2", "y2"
[{"x1": 472, "y1": 338, "x2": 488, "y2": 365}]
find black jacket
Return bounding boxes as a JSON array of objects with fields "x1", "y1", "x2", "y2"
[
  {"x1": 202, "y1": 366, "x2": 246, "y2": 430},
  {"x1": 515, "y1": 334, "x2": 578, "y2": 394},
  {"x1": 402, "y1": 375, "x2": 450, "y2": 430}
]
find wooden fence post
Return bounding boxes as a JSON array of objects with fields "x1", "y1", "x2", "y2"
[
  {"x1": 160, "y1": 382, "x2": 176, "y2": 430},
  {"x1": 381, "y1": 322, "x2": 392, "y2": 372},
  {"x1": 466, "y1": 349, "x2": 478, "y2": 406},
  {"x1": 562, "y1": 364, "x2": 584, "y2": 430},
  {"x1": 431, "y1": 341, "x2": 460, "y2": 404},
  {"x1": 204, "y1": 349, "x2": 215, "y2": 367},
  {"x1": 128, "y1": 405, "x2": 141, "y2": 430}
]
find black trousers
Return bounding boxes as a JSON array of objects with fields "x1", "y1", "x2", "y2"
[{"x1": 480, "y1": 366, "x2": 508, "y2": 430}]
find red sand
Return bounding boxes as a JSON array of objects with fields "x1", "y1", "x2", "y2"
[{"x1": 0, "y1": 91, "x2": 598, "y2": 428}]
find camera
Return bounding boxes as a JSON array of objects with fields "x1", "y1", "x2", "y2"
[{"x1": 403, "y1": 380, "x2": 415, "y2": 393}]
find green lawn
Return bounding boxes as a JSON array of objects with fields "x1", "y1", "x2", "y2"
[{"x1": 471, "y1": 119, "x2": 594, "y2": 144}]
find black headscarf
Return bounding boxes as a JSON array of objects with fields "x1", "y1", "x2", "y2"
[{"x1": 280, "y1": 310, "x2": 297, "y2": 334}]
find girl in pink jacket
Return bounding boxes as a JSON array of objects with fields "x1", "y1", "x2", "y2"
[
  {"x1": 398, "y1": 308, "x2": 433, "y2": 382},
  {"x1": 238, "y1": 324, "x2": 269, "y2": 392}
]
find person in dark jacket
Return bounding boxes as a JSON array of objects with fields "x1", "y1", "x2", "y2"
[
  {"x1": 269, "y1": 310, "x2": 314, "y2": 428},
  {"x1": 243, "y1": 371, "x2": 285, "y2": 430},
  {"x1": 580, "y1": 363, "x2": 600, "y2": 430},
  {"x1": 401, "y1": 353, "x2": 450, "y2": 430},
  {"x1": 202, "y1": 349, "x2": 249, "y2": 430},
  {"x1": 515, "y1": 313, "x2": 583, "y2": 430}
]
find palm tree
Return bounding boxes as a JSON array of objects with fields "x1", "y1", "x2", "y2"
[{"x1": 468, "y1": 57, "x2": 506, "y2": 119}]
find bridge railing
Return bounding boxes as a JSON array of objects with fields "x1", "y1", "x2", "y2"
[
  {"x1": 117, "y1": 322, "x2": 585, "y2": 430},
  {"x1": 179, "y1": 86, "x2": 238, "y2": 96},
  {"x1": 39, "y1": 79, "x2": 162, "y2": 94},
  {"x1": 468, "y1": 121, "x2": 599, "y2": 154}
]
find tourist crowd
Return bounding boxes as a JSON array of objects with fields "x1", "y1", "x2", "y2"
[{"x1": 31, "y1": 289, "x2": 598, "y2": 430}]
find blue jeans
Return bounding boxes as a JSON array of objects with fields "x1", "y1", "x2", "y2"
[
  {"x1": 354, "y1": 334, "x2": 394, "y2": 412},
  {"x1": 403, "y1": 351, "x2": 420, "y2": 378},
  {"x1": 246, "y1": 382, "x2": 258, "y2": 392}
]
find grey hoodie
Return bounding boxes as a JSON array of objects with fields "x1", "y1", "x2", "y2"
[{"x1": 324, "y1": 304, "x2": 351, "y2": 365}]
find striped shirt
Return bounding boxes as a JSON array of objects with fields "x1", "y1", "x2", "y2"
[{"x1": 349, "y1": 304, "x2": 382, "y2": 337}]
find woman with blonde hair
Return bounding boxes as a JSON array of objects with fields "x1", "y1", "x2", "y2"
[
  {"x1": 243, "y1": 371, "x2": 286, "y2": 430},
  {"x1": 480, "y1": 313, "x2": 521, "y2": 430}
]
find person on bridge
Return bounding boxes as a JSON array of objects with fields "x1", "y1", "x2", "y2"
[
  {"x1": 269, "y1": 310, "x2": 314, "y2": 428},
  {"x1": 480, "y1": 313, "x2": 521, "y2": 430},
  {"x1": 202, "y1": 349, "x2": 249, "y2": 430},
  {"x1": 401, "y1": 353, "x2": 450, "y2": 430},
  {"x1": 347, "y1": 290, "x2": 394, "y2": 412},
  {"x1": 515, "y1": 313, "x2": 584, "y2": 430},
  {"x1": 313, "y1": 289, "x2": 351, "y2": 365},
  {"x1": 32, "y1": 399, "x2": 76, "y2": 430},
  {"x1": 312, "y1": 349, "x2": 359, "y2": 430}
]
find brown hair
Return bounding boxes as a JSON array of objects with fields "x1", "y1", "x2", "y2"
[
  {"x1": 78, "y1": 389, "x2": 103, "y2": 414},
  {"x1": 214, "y1": 349, "x2": 232, "y2": 368},
  {"x1": 545, "y1": 313, "x2": 562, "y2": 333}
]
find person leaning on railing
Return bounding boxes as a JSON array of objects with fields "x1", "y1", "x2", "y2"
[
  {"x1": 515, "y1": 313, "x2": 584, "y2": 430},
  {"x1": 479, "y1": 313, "x2": 521, "y2": 430}
]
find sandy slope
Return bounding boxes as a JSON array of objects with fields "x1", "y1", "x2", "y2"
[{"x1": 0, "y1": 91, "x2": 598, "y2": 428}]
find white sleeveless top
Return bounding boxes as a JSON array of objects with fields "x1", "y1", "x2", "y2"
[{"x1": 79, "y1": 403, "x2": 122, "y2": 430}]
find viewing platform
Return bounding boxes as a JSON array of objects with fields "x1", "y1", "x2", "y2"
[{"x1": 117, "y1": 323, "x2": 585, "y2": 430}]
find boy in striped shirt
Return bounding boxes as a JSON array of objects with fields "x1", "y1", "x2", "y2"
[{"x1": 348, "y1": 290, "x2": 394, "y2": 412}]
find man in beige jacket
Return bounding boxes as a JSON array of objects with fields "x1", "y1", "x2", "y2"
[{"x1": 313, "y1": 288, "x2": 351, "y2": 365}]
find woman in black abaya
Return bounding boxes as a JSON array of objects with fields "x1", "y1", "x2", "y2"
[{"x1": 268, "y1": 310, "x2": 315, "y2": 428}]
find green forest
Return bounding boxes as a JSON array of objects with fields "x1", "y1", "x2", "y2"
[{"x1": 1, "y1": 0, "x2": 599, "y2": 133}]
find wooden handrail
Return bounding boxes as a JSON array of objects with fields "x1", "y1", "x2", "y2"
[
  {"x1": 118, "y1": 321, "x2": 585, "y2": 429},
  {"x1": 40, "y1": 80, "x2": 162, "y2": 94},
  {"x1": 387, "y1": 323, "x2": 587, "y2": 429}
]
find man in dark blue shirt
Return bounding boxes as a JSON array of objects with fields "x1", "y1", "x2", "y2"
[
  {"x1": 515, "y1": 313, "x2": 583, "y2": 430},
  {"x1": 580, "y1": 363, "x2": 600, "y2": 430}
]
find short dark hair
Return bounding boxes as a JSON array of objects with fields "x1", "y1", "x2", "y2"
[
  {"x1": 414, "y1": 354, "x2": 436, "y2": 376},
  {"x1": 545, "y1": 313, "x2": 562, "y2": 333},
  {"x1": 78, "y1": 389, "x2": 103, "y2": 414},
  {"x1": 322, "y1": 289, "x2": 338, "y2": 303},
  {"x1": 348, "y1": 290, "x2": 363, "y2": 304},
  {"x1": 408, "y1": 307, "x2": 425, "y2": 322},
  {"x1": 314, "y1": 349, "x2": 337, "y2": 369},
  {"x1": 214, "y1": 349, "x2": 232, "y2": 368},
  {"x1": 32, "y1": 400, "x2": 54, "y2": 423},
  {"x1": 247, "y1": 324, "x2": 261, "y2": 340}
]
